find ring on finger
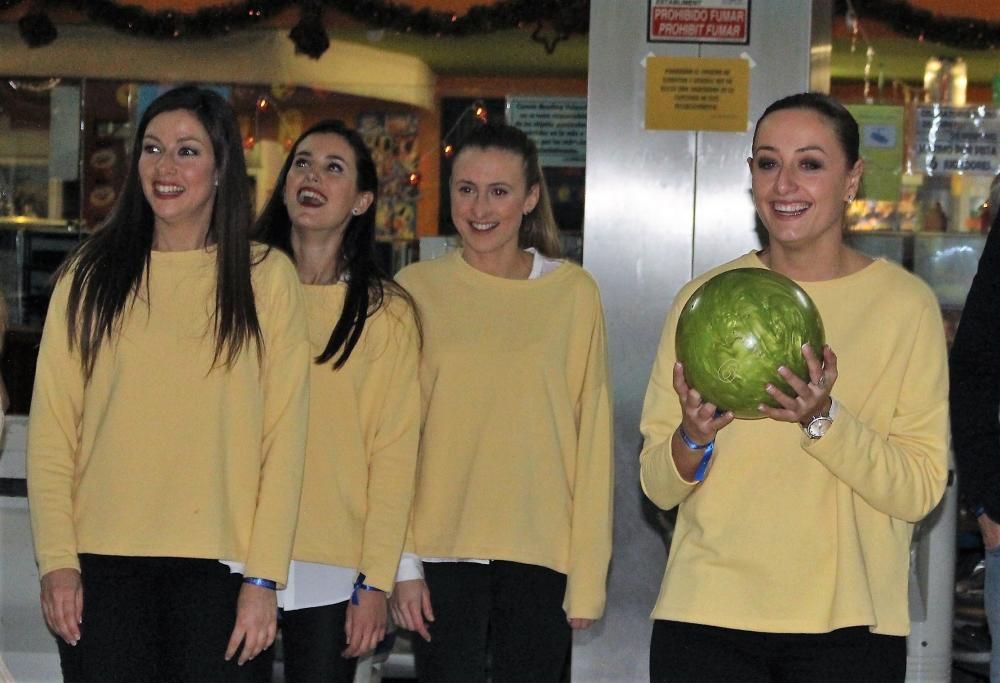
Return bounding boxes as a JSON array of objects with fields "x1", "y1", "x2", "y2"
[{"x1": 816, "y1": 375, "x2": 826, "y2": 389}]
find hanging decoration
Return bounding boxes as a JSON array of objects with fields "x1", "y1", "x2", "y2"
[
  {"x1": 289, "y1": 0, "x2": 328, "y2": 59},
  {"x1": 17, "y1": 6, "x2": 57, "y2": 47},
  {"x1": 836, "y1": 0, "x2": 1000, "y2": 51},
  {"x1": 4, "y1": 0, "x2": 589, "y2": 53}
]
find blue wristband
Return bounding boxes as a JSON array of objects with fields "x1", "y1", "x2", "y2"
[
  {"x1": 351, "y1": 573, "x2": 384, "y2": 605},
  {"x1": 243, "y1": 576, "x2": 277, "y2": 590},
  {"x1": 678, "y1": 426, "x2": 715, "y2": 483}
]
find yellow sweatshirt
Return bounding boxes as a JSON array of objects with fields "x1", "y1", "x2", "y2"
[
  {"x1": 28, "y1": 245, "x2": 310, "y2": 586},
  {"x1": 396, "y1": 251, "x2": 614, "y2": 619},
  {"x1": 291, "y1": 284, "x2": 420, "y2": 592},
  {"x1": 640, "y1": 252, "x2": 949, "y2": 636}
]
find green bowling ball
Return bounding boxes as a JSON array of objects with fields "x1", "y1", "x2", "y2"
[{"x1": 676, "y1": 268, "x2": 826, "y2": 419}]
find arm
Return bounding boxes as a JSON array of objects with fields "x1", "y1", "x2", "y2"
[
  {"x1": 951, "y1": 220, "x2": 1000, "y2": 520},
  {"x1": 346, "y1": 301, "x2": 421, "y2": 655},
  {"x1": 355, "y1": 301, "x2": 421, "y2": 592},
  {"x1": 26, "y1": 277, "x2": 86, "y2": 643},
  {"x1": 564, "y1": 290, "x2": 613, "y2": 622},
  {"x1": 806, "y1": 300, "x2": 949, "y2": 522},
  {"x1": 241, "y1": 261, "x2": 310, "y2": 584},
  {"x1": 639, "y1": 300, "x2": 728, "y2": 509},
  {"x1": 227, "y1": 259, "x2": 310, "y2": 663}
]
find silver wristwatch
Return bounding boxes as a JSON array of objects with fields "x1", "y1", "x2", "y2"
[{"x1": 803, "y1": 399, "x2": 838, "y2": 440}]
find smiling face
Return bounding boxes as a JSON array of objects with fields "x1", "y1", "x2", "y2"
[
  {"x1": 138, "y1": 109, "x2": 217, "y2": 244},
  {"x1": 449, "y1": 146, "x2": 540, "y2": 264},
  {"x1": 749, "y1": 108, "x2": 862, "y2": 250},
  {"x1": 283, "y1": 132, "x2": 372, "y2": 236}
]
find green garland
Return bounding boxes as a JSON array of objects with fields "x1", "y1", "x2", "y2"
[
  {"x1": 7, "y1": 0, "x2": 588, "y2": 53},
  {"x1": 6, "y1": 0, "x2": 998, "y2": 50},
  {"x1": 838, "y1": 0, "x2": 1000, "y2": 50}
]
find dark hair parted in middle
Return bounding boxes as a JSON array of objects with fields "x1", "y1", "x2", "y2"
[
  {"x1": 255, "y1": 119, "x2": 420, "y2": 369},
  {"x1": 452, "y1": 122, "x2": 563, "y2": 258},
  {"x1": 59, "y1": 85, "x2": 261, "y2": 380}
]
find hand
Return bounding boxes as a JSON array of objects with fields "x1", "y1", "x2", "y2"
[
  {"x1": 673, "y1": 362, "x2": 735, "y2": 444},
  {"x1": 225, "y1": 583, "x2": 277, "y2": 665},
  {"x1": 759, "y1": 344, "x2": 838, "y2": 424},
  {"x1": 389, "y1": 579, "x2": 434, "y2": 642},
  {"x1": 568, "y1": 618, "x2": 595, "y2": 630},
  {"x1": 343, "y1": 589, "x2": 387, "y2": 658},
  {"x1": 979, "y1": 514, "x2": 1000, "y2": 550},
  {"x1": 40, "y1": 568, "x2": 83, "y2": 645}
]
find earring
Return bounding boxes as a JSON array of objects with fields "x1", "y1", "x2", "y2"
[
  {"x1": 846, "y1": 194, "x2": 854, "y2": 202},
  {"x1": 352, "y1": 208, "x2": 360, "y2": 216}
]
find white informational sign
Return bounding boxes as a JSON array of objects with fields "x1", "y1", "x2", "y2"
[
  {"x1": 506, "y1": 96, "x2": 587, "y2": 168},
  {"x1": 647, "y1": 0, "x2": 751, "y2": 44},
  {"x1": 912, "y1": 105, "x2": 1000, "y2": 176}
]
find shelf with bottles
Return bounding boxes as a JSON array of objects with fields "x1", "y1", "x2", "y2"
[{"x1": 846, "y1": 172, "x2": 996, "y2": 235}]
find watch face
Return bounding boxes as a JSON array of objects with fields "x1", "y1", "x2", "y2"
[{"x1": 807, "y1": 416, "x2": 833, "y2": 439}]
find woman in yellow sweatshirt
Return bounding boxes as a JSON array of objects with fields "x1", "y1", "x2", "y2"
[
  {"x1": 255, "y1": 119, "x2": 420, "y2": 682},
  {"x1": 28, "y1": 86, "x2": 310, "y2": 681},
  {"x1": 640, "y1": 92, "x2": 949, "y2": 681},
  {"x1": 390, "y1": 122, "x2": 614, "y2": 682}
]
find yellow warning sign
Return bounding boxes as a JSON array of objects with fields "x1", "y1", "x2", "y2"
[{"x1": 645, "y1": 56, "x2": 750, "y2": 132}]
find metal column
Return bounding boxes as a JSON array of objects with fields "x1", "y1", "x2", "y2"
[{"x1": 576, "y1": 2, "x2": 831, "y2": 680}]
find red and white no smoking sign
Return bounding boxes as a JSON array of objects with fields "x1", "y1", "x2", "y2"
[{"x1": 648, "y1": 0, "x2": 751, "y2": 44}]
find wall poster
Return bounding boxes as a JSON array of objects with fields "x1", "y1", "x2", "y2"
[{"x1": 357, "y1": 112, "x2": 420, "y2": 239}]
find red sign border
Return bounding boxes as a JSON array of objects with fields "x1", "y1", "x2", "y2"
[{"x1": 647, "y1": 0, "x2": 752, "y2": 45}]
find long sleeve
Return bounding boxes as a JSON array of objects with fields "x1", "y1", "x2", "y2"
[
  {"x1": 244, "y1": 259, "x2": 310, "y2": 586},
  {"x1": 27, "y1": 276, "x2": 85, "y2": 576},
  {"x1": 358, "y1": 302, "x2": 421, "y2": 592},
  {"x1": 639, "y1": 297, "x2": 699, "y2": 511},
  {"x1": 29, "y1": 248, "x2": 309, "y2": 581},
  {"x1": 951, "y1": 214, "x2": 1000, "y2": 518},
  {"x1": 643, "y1": 252, "x2": 948, "y2": 636},
  {"x1": 564, "y1": 290, "x2": 614, "y2": 619},
  {"x1": 396, "y1": 255, "x2": 609, "y2": 594},
  {"x1": 806, "y1": 299, "x2": 949, "y2": 522}
]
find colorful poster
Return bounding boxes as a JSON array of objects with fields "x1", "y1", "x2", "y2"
[
  {"x1": 357, "y1": 112, "x2": 420, "y2": 239},
  {"x1": 846, "y1": 104, "x2": 904, "y2": 201},
  {"x1": 506, "y1": 96, "x2": 587, "y2": 168},
  {"x1": 648, "y1": 0, "x2": 751, "y2": 44},
  {"x1": 645, "y1": 56, "x2": 749, "y2": 132},
  {"x1": 911, "y1": 105, "x2": 1000, "y2": 176}
]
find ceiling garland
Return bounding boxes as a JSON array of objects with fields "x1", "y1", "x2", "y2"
[
  {"x1": 6, "y1": 0, "x2": 998, "y2": 54},
  {"x1": 838, "y1": 0, "x2": 1000, "y2": 50},
  {"x1": 5, "y1": 0, "x2": 589, "y2": 56}
]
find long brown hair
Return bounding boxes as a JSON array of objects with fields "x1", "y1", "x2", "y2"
[
  {"x1": 59, "y1": 86, "x2": 261, "y2": 380},
  {"x1": 255, "y1": 119, "x2": 420, "y2": 368}
]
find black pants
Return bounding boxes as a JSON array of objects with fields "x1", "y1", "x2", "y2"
[
  {"x1": 280, "y1": 600, "x2": 358, "y2": 683},
  {"x1": 57, "y1": 554, "x2": 272, "y2": 683},
  {"x1": 649, "y1": 619, "x2": 906, "y2": 682},
  {"x1": 412, "y1": 560, "x2": 571, "y2": 683}
]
